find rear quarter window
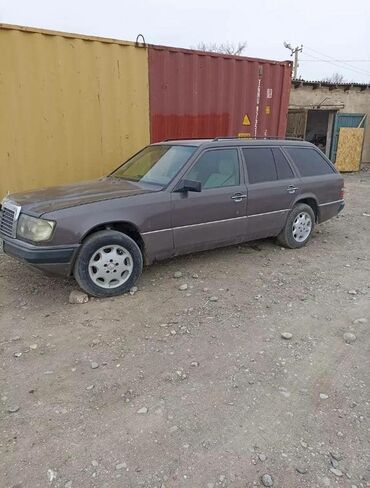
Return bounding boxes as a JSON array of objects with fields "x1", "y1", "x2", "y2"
[{"x1": 284, "y1": 147, "x2": 335, "y2": 177}]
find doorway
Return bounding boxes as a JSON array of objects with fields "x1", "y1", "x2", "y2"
[{"x1": 286, "y1": 109, "x2": 336, "y2": 158}]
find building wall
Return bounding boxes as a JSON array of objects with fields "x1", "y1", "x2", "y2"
[
  {"x1": 0, "y1": 25, "x2": 150, "y2": 198},
  {"x1": 289, "y1": 84, "x2": 370, "y2": 163}
]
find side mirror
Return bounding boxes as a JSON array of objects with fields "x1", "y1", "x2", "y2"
[{"x1": 175, "y1": 179, "x2": 202, "y2": 193}]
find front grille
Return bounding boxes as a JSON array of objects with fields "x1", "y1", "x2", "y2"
[{"x1": 0, "y1": 202, "x2": 20, "y2": 238}]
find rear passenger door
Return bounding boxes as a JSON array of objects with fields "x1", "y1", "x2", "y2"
[{"x1": 242, "y1": 147, "x2": 299, "y2": 240}]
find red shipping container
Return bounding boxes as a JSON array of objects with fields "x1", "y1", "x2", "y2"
[{"x1": 148, "y1": 46, "x2": 292, "y2": 142}]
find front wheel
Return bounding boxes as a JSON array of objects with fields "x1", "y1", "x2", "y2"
[
  {"x1": 277, "y1": 203, "x2": 315, "y2": 249},
  {"x1": 74, "y1": 230, "x2": 143, "y2": 297}
]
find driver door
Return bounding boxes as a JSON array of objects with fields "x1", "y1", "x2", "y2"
[{"x1": 171, "y1": 148, "x2": 247, "y2": 255}]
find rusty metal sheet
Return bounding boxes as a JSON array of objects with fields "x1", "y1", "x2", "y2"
[{"x1": 148, "y1": 46, "x2": 292, "y2": 143}]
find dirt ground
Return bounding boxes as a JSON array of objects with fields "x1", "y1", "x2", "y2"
[{"x1": 0, "y1": 171, "x2": 369, "y2": 488}]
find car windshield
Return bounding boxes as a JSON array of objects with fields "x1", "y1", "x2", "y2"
[{"x1": 112, "y1": 145, "x2": 197, "y2": 186}]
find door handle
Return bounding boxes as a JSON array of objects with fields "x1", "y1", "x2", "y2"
[
  {"x1": 231, "y1": 193, "x2": 247, "y2": 202},
  {"x1": 286, "y1": 185, "x2": 299, "y2": 194}
]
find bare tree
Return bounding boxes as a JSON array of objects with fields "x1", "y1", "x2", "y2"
[
  {"x1": 194, "y1": 41, "x2": 247, "y2": 56},
  {"x1": 322, "y1": 72, "x2": 345, "y2": 84}
]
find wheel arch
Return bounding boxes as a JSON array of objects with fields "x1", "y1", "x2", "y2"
[
  {"x1": 80, "y1": 221, "x2": 145, "y2": 257},
  {"x1": 294, "y1": 195, "x2": 319, "y2": 222}
]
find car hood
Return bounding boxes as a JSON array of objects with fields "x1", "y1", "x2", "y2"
[{"x1": 6, "y1": 177, "x2": 161, "y2": 216}]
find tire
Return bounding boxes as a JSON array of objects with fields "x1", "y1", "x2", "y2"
[
  {"x1": 74, "y1": 230, "x2": 143, "y2": 298},
  {"x1": 277, "y1": 203, "x2": 315, "y2": 249}
]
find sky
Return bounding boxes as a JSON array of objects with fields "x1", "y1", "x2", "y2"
[{"x1": 1, "y1": 0, "x2": 370, "y2": 83}]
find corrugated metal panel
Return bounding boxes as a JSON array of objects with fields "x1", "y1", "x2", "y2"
[
  {"x1": 0, "y1": 25, "x2": 150, "y2": 198},
  {"x1": 148, "y1": 46, "x2": 292, "y2": 142}
]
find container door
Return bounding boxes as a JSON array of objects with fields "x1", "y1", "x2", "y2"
[
  {"x1": 171, "y1": 148, "x2": 247, "y2": 254},
  {"x1": 330, "y1": 113, "x2": 365, "y2": 163}
]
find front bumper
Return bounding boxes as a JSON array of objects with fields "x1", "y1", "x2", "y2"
[{"x1": 1, "y1": 237, "x2": 79, "y2": 276}]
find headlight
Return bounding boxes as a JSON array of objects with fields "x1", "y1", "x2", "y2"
[{"x1": 17, "y1": 214, "x2": 55, "y2": 242}]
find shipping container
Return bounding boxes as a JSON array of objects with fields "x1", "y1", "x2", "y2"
[
  {"x1": 0, "y1": 24, "x2": 150, "y2": 198},
  {"x1": 148, "y1": 46, "x2": 292, "y2": 142},
  {"x1": 0, "y1": 24, "x2": 292, "y2": 198}
]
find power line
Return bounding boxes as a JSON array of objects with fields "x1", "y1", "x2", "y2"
[
  {"x1": 301, "y1": 59, "x2": 370, "y2": 62},
  {"x1": 304, "y1": 46, "x2": 370, "y2": 77},
  {"x1": 303, "y1": 51, "x2": 370, "y2": 77}
]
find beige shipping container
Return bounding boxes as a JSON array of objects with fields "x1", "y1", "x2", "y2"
[{"x1": 0, "y1": 24, "x2": 150, "y2": 198}]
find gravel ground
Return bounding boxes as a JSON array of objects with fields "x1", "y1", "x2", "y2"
[{"x1": 0, "y1": 171, "x2": 369, "y2": 488}]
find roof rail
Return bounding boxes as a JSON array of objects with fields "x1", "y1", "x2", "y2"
[
  {"x1": 212, "y1": 136, "x2": 303, "y2": 141},
  {"x1": 163, "y1": 137, "x2": 212, "y2": 141}
]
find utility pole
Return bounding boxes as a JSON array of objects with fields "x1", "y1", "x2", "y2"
[{"x1": 283, "y1": 42, "x2": 303, "y2": 79}]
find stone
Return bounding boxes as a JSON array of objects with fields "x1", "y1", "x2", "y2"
[
  {"x1": 29, "y1": 344, "x2": 38, "y2": 350},
  {"x1": 69, "y1": 290, "x2": 89, "y2": 304},
  {"x1": 329, "y1": 451, "x2": 342, "y2": 461},
  {"x1": 296, "y1": 466, "x2": 308, "y2": 474},
  {"x1": 258, "y1": 453, "x2": 267, "y2": 462},
  {"x1": 129, "y1": 286, "x2": 138, "y2": 296},
  {"x1": 320, "y1": 393, "x2": 329, "y2": 400},
  {"x1": 86, "y1": 385, "x2": 95, "y2": 390},
  {"x1": 137, "y1": 407, "x2": 148, "y2": 414},
  {"x1": 348, "y1": 290, "x2": 357, "y2": 295},
  {"x1": 300, "y1": 440, "x2": 308, "y2": 448},
  {"x1": 353, "y1": 317, "x2": 367, "y2": 324},
  {"x1": 330, "y1": 457, "x2": 339, "y2": 469},
  {"x1": 179, "y1": 284, "x2": 188, "y2": 291},
  {"x1": 343, "y1": 332, "x2": 357, "y2": 344},
  {"x1": 173, "y1": 271, "x2": 183, "y2": 278},
  {"x1": 190, "y1": 361, "x2": 200, "y2": 367},
  {"x1": 209, "y1": 296, "x2": 218, "y2": 302},
  {"x1": 281, "y1": 332, "x2": 293, "y2": 340},
  {"x1": 116, "y1": 463, "x2": 126, "y2": 470},
  {"x1": 330, "y1": 467, "x2": 343, "y2": 477},
  {"x1": 7, "y1": 406, "x2": 20, "y2": 413},
  {"x1": 261, "y1": 474, "x2": 274, "y2": 486},
  {"x1": 91, "y1": 460, "x2": 98, "y2": 467},
  {"x1": 14, "y1": 352, "x2": 22, "y2": 358},
  {"x1": 90, "y1": 362, "x2": 99, "y2": 369},
  {"x1": 192, "y1": 273, "x2": 199, "y2": 279},
  {"x1": 47, "y1": 469, "x2": 57, "y2": 483}
]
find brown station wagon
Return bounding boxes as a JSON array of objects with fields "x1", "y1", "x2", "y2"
[{"x1": 0, "y1": 138, "x2": 344, "y2": 297}]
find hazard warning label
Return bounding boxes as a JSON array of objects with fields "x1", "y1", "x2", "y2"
[{"x1": 242, "y1": 114, "x2": 251, "y2": 126}]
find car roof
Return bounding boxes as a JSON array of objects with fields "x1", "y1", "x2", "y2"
[{"x1": 153, "y1": 138, "x2": 315, "y2": 148}]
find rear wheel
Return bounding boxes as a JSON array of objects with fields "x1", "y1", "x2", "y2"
[
  {"x1": 74, "y1": 230, "x2": 143, "y2": 297},
  {"x1": 277, "y1": 203, "x2": 315, "y2": 249}
]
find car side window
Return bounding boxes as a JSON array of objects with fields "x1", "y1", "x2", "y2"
[
  {"x1": 284, "y1": 147, "x2": 335, "y2": 177},
  {"x1": 272, "y1": 147, "x2": 295, "y2": 179},
  {"x1": 185, "y1": 149, "x2": 240, "y2": 189},
  {"x1": 243, "y1": 148, "x2": 277, "y2": 184}
]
